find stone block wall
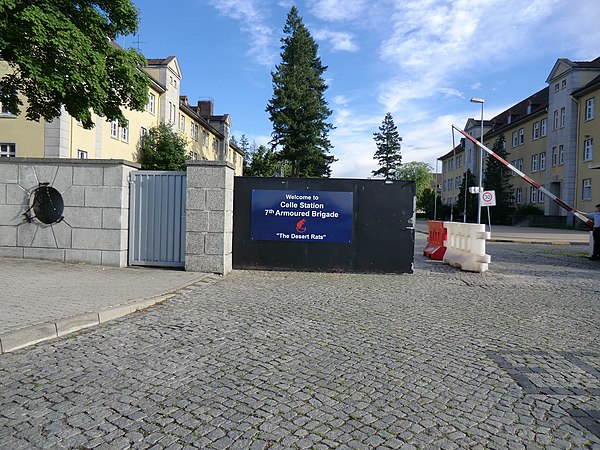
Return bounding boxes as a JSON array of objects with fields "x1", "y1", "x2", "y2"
[
  {"x1": 185, "y1": 161, "x2": 234, "y2": 275},
  {"x1": 0, "y1": 158, "x2": 139, "y2": 267}
]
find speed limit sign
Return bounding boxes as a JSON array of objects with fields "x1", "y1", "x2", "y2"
[{"x1": 481, "y1": 190, "x2": 496, "y2": 206}]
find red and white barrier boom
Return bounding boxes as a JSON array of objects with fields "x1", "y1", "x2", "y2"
[{"x1": 453, "y1": 125, "x2": 594, "y2": 231}]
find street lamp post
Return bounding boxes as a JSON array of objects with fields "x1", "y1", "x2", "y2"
[{"x1": 470, "y1": 97, "x2": 484, "y2": 224}]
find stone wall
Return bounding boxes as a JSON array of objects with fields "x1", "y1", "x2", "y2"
[{"x1": 0, "y1": 158, "x2": 139, "y2": 267}]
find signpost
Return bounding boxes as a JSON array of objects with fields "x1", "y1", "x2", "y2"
[{"x1": 481, "y1": 190, "x2": 496, "y2": 207}]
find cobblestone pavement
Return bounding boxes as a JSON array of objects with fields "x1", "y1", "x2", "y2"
[{"x1": 1, "y1": 234, "x2": 599, "y2": 449}]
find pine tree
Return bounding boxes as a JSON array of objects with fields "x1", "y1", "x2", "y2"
[
  {"x1": 372, "y1": 113, "x2": 402, "y2": 179},
  {"x1": 456, "y1": 169, "x2": 477, "y2": 222},
  {"x1": 483, "y1": 135, "x2": 514, "y2": 224},
  {"x1": 266, "y1": 6, "x2": 335, "y2": 177}
]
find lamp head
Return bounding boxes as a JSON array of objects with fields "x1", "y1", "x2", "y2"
[{"x1": 470, "y1": 97, "x2": 485, "y2": 104}]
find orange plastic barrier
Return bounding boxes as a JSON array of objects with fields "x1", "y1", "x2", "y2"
[{"x1": 423, "y1": 220, "x2": 447, "y2": 260}]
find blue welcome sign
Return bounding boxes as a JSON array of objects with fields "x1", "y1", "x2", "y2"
[{"x1": 251, "y1": 190, "x2": 353, "y2": 243}]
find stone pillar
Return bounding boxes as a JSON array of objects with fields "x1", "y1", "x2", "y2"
[{"x1": 185, "y1": 161, "x2": 234, "y2": 275}]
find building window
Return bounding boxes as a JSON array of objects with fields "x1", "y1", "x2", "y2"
[
  {"x1": 560, "y1": 107, "x2": 566, "y2": 128},
  {"x1": 517, "y1": 158, "x2": 523, "y2": 171},
  {"x1": 0, "y1": 143, "x2": 16, "y2": 157},
  {"x1": 531, "y1": 154, "x2": 538, "y2": 172},
  {"x1": 532, "y1": 122, "x2": 540, "y2": 140},
  {"x1": 551, "y1": 146, "x2": 557, "y2": 166},
  {"x1": 509, "y1": 189, "x2": 515, "y2": 204},
  {"x1": 110, "y1": 120, "x2": 118, "y2": 138},
  {"x1": 179, "y1": 114, "x2": 185, "y2": 132},
  {"x1": 140, "y1": 127, "x2": 147, "y2": 138},
  {"x1": 584, "y1": 138, "x2": 594, "y2": 161},
  {"x1": 519, "y1": 128, "x2": 524, "y2": 145},
  {"x1": 448, "y1": 158, "x2": 454, "y2": 171},
  {"x1": 538, "y1": 186, "x2": 545, "y2": 203},
  {"x1": 561, "y1": 79, "x2": 567, "y2": 89},
  {"x1": 553, "y1": 110, "x2": 559, "y2": 130},
  {"x1": 510, "y1": 160, "x2": 517, "y2": 176},
  {"x1": 456, "y1": 155, "x2": 462, "y2": 168},
  {"x1": 203, "y1": 130, "x2": 209, "y2": 146},
  {"x1": 455, "y1": 176, "x2": 460, "y2": 189},
  {"x1": 168, "y1": 102, "x2": 175, "y2": 123},
  {"x1": 559, "y1": 144, "x2": 564, "y2": 165},
  {"x1": 516, "y1": 188, "x2": 523, "y2": 204},
  {"x1": 586, "y1": 98, "x2": 595, "y2": 121},
  {"x1": 582, "y1": 178, "x2": 592, "y2": 201},
  {"x1": 443, "y1": 180, "x2": 446, "y2": 192},
  {"x1": 77, "y1": 149, "x2": 88, "y2": 159},
  {"x1": 512, "y1": 131, "x2": 518, "y2": 148},
  {"x1": 539, "y1": 152, "x2": 546, "y2": 170},
  {"x1": 121, "y1": 123, "x2": 129, "y2": 142},
  {"x1": 0, "y1": 102, "x2": 10, "y2": 115},
  {"x1": 541, "y1": 118, "x2": 547, "y2": 137},
  {"x1": 212, "y1": 138, "x2": 219, "y2": 152},
  {"x1": 147, "y1": 93, "x2": 156, "y2": 114},
  {"x1": 530, "y1": 187, "x2": 537, "y2": 203},
  {"x1": 448, "y1": 178, "x2": 453, "y2": 190},
  {"x1": 554, "y1": 83, "x2": 560, "y2": 92}
]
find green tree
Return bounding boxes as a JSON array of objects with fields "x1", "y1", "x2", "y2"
[
  {"x1": 395, "y1": 161, "x2": 433, "y2": 209},
  {"x1": 455, "y1": 169, "x2": 478, "y2": 222},
  {"x1": 0, "y1": 0, "x2": 149, "y2": 129},
  {"x1": 138, "y1": 123, "x2": 189, "y2": 171},
  {"x1": 266, "y1": 6, "x2": 335, "y2": 177},
  {"x1": 244, "y1": 144, "x2": 281, "y2": 177},
  {"x1": 483, "y1": 135, "x2": 514, "y2": 224},
  {"x1": 420, "y1": 187, "x2": 449, "y2": 220},
  {"x1": 372, "y1": 113, "x2": 402, "y2": 179}
]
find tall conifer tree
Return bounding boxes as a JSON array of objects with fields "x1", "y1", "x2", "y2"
[
  {"x1": 483, "y1": 135, "x2": 514, "y2": 223},
  {"x1": 372, "y1": 112, "x2": 402, "y2": 179},
  {"x1": 266, "y1": 6, "x2": 335, "y2": 177}
]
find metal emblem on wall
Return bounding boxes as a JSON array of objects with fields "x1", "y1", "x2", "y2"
[
  {"x1": 251, "y1": 190, "x2": 353, "y2": 243},
  {"x1": 23, "y1": 183, "x2": 65, "y2": 225}
]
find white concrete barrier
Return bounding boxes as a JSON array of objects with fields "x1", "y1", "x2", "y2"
[{"x1": 443, "y1": 222, "x2": 491, "y2": 273}]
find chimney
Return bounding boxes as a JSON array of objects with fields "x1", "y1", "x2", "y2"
[
  {"x1": 180, "y1": 95, "x2": 189, "y2": 106},
  {"x1": 198, "y1": 98, "x2": 214, "y2": 117}
]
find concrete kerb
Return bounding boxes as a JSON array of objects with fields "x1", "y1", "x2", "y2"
[{"x1": 0, "y1": 273, "x2": 218, "y2": 355}]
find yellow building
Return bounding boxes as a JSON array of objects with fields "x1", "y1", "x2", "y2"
[
  {"x1": 482, "y1": 88, "x2": 549, "y2": 210},
  {"x1": 439, "y1": 56, "x2": 600, "y2": 226},
  {"x1": 0, "y1": 56, "x2": 243, "y2": 174},
  {"x1": 572, "y1": 74, "x2": 600, "y2": 211}
]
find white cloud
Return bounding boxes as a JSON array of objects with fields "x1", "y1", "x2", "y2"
[
  {"x1": 307, "y1": 0, "x2": 368, "y2": 21},
  {"x1": 313, "y1": 29, "x2": 358, "y2": 52},
  {"x1": 208, "y1": 0, "x2": 277, "y2": 66},
  {"x1": 471, "y1": 82, "x2": 482, "y2": 90},
  {"x1": 437, "y1": 88, "x2": 464, "y2": 99}
]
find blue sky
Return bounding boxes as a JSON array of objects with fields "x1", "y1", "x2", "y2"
[{"x1": 119, "y1": 0, "x2": 600, "y2": 178}]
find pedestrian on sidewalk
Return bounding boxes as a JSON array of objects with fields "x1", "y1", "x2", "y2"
[{"x1": 588, "y1": 203, "x2": 600, "y2": 261}]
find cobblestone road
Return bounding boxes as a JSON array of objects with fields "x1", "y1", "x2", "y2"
[{"x1": 1, "y1": 235, "x2": 599, "y2": 449}]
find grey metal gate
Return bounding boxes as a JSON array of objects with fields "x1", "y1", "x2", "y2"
[{"x1": 129, "y1": 171, "x2": 187, "y2": 267}]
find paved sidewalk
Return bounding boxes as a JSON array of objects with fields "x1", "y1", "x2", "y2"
[{"x1": 0, "y1": 258, "x2": 213, "y2": 353}]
